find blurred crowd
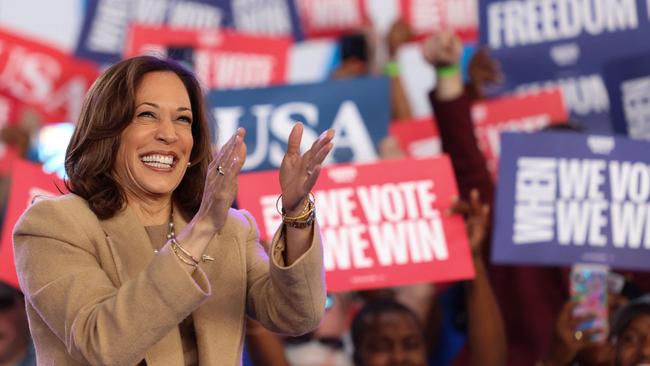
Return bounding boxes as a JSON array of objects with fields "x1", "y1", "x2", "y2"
[{"x1": 0, "y1": 14, "x2": 649, "y2": 366}]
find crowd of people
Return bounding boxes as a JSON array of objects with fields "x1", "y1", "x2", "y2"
[{"x1": 0, "y1": 17, "x2": 648, "y2": 366}]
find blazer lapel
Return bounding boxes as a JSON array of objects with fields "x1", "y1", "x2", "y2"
[
  {"x1": 100, "y1": 206, "x2": 154, "y2": 283},
  {"x1": 100, "y1": 206, "x2": 185, "y2": 365}
]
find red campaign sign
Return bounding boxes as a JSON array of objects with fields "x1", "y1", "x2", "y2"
[
  {"x1": 472, "y1": 89, "x2": 568, "y2": 177},
  {"x1": 124, "y1": 24, "x2": 291, "y2": 90},
  {"x1": 237, "y1": 157, "x2": 475, "y2": 293},
  {"x1": 295, "y1": 0, "x2": 369, "y2": 39},
  {"x1": 399, "y1": 0, "x2": 478, "y2": 42},
  {"x1": 0, "y1": 159, "x2": 65, "y2": 289},
  {"x1": 390, "y1": 90, "x2": 568, "y2": 178},
  {"x1": 389, "y1": 116, "x2": 441, "y2": 158},
  {"x1": 0, "y1": 28, "x2": 99, "y2": 124}
]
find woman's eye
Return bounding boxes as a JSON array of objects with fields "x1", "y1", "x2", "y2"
[
  {"x1": 178, "y1": 116, "x2": 193, "y2": 124},
  {"x1": 138, "y1": 111, "x2": 155, "y2": 118}
]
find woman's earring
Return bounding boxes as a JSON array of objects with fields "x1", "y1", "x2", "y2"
[{"x1": 187, "y1": 162, "x2": 192, "y2": 167}]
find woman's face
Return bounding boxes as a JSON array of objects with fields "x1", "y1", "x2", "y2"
[
  {"x1": 114, "y1": 71, "x2": 194, "y2": 201},
  {"x1": 615, "y1": 314, "x2": 650, "y2": 366},
  {"x1": 357, "y1": 311, "x2": 427, "y2": 366}
]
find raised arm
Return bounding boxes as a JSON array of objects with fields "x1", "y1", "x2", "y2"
[
  {"x1": 422, "y1": 32, "x2": 494, "y2": 203},
  {"x1": 452, "y1": 190, "x2": 507, "y2": 366}
]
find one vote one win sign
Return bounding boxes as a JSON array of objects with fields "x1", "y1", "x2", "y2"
[{"x1": 492, "y1": 132, "x2": 650, "y2": 270}]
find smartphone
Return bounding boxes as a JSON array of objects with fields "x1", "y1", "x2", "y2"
[{"x1": 570, "y1": 263, "x2": 609, "y2": 342}]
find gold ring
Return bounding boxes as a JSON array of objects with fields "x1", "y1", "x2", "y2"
[
  {"x1": 574, "y1": 330, "x2": 583, "y2": 341},
  {"x1": 217, "y1": 165, "x2": 225, "y2": 175}
]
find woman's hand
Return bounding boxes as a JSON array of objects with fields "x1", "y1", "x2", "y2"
[
  {"x1": 191, "y1": 128, "x2": 247, "y2": 233},
  {"x1": 422, "y1": 31, "x2": 463, "y2": 67},
  {"x1": 543, "y1": 300, "x2": 604, "y2": 365},
  {"x1": 279, "y1": 123, "x2": 334, "y2": 215}
]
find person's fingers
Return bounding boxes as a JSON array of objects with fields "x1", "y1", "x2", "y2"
[
  {"x1": 310, "y1": 142, "x2": 334, "y2": 168},
  {"x1": 218, "y1": 131, "x2": 245, "y2": 174},
  {"x1": 210, "y1": 130, "x2": 239, "y2": 170},
  {"x1": 286, "y1": 123, "x2": 304, "y2": 155},
  {"x1": 448, "y1": 200, "x2": 470, "y2": 215},
  {"x1": 560, "y1": 301, "x2": 578, "y2": 323},
  {"x1": 303, "y1": 164, "x2": 322, "y2": 192},
  {"x1": 582, "y1": 328, "x2": 606, "y2": 343}
]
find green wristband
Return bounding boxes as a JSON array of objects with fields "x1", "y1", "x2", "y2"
[
  {"x1": 384, "y1": 61, "x2": 400, "y2": 77},
  {"x1": 436, "y1": 64, "x2": 460, "y2": 78}
]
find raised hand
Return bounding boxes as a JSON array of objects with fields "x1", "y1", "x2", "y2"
[
  {"x1": 192, "y1": 128, "x2": 247, "y2": 233},
  {"x1": 468, "y1": 47, "x2": 502, "y2": 100},
  {"x1": 543, "y1": 300, "x2": 605, "y2": 365},
  {"x1": 448, "y1": 189, "x2": 490, "y2": 257},
  {"x1": 279, "y1": 123, "x2": 334, "y2": 215},
  {"x1": 422, "y1": 31, "x2": 463, "y2": 67}
]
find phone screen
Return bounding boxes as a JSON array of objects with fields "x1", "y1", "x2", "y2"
[{"x1": 570, "y1": 263, "x2": 609, "y2": 342}]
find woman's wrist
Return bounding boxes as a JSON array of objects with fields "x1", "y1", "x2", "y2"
[{"x1": 282, "y1": 196, "x2": 309, "y2": 217}]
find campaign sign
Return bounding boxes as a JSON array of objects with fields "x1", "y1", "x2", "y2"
[
  {"x1": 208, "y1": 77, "x2": 390, "y2": 172},
  {"x1": 75, "y1": 0, "x2": 231, "y2": 64},
  {"x1": 389, "y1": 90, "x2": 567, "y2": 176},
  {"x1": 493, "y1": 132, "x2": 650, "y2": 271},
  {"x1": 398, "y1": 0, "x2": 478, "y2": 42},
  {"x1": 604, "y1": 52, "x2": 650, "y2": 140},
  {"x1": 479, "y1": 0, "x2": 650, "y2": 133},
  {"x1": 237, "y1": 157, "x2": 475, "y2": 292},
  {"x1": 0, "y1": 28, "x2": 99, "y2": 124},
  {"x1": 472, "y1": 89, "x2": 568, "y2": 177},
  {"x1": 229, "y1": 0, "x2": 303, "y2": 39},
  {"x1": 295, "y1": 0, "x2": 369, "y2": 38},
  {"x1": 125, "y1": 24, "x2": 291, "y2": 89},
  {"x1": 389, "y1": 117, "x2": 441, "y2": 158},
  {"x1": 0, "y1": 159, "x2": 65, "y2": 289}
]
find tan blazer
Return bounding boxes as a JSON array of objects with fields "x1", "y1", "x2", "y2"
[{"x1": 13, "y1": 194, "x2": 326, "y2": 365}]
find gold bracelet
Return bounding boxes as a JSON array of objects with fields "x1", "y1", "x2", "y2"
[
  {"x1": 276, "y1": 193, "x2": 316, "y2": 219},
  {"x1": 284, "y1": 200, "x2": 315, "y2": 222},
  {"x1": 284, "y1": 210, "x2": 315, "y2": 229},
  {"x1": 171, "y1": 238, "x2": 216, "y2": 263},
  {"x1": 171, "y1": 238, "x2": 200, "y2": 264},
  {"x1": 171, "y1": 241, "x2": 198, "y2": 268}
]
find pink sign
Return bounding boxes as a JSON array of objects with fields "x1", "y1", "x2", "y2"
[
  {"x1": 237, "y1": 157, "x2": 475, "y2": 292},
  {"x1": 0, "y1": 159, "x2": 65, "y2": 289},
  {"x1": 0, "y1": 28, "x2": 99, "y2": 124}
]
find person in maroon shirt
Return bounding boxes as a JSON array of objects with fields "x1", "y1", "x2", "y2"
[{"x1": 422, "y1": 32, "x2": 569, "y2": 365}]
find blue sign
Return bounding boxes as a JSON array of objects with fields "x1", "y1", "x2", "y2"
[
  {"x1": 208, "y1": 77, "x2": 391, "y2": 172},
  {"x1": 479, "y1": 0, "x2": 650, "y2": 133},
  {"x1": 604, "y1": 52, "x2": 650, "y2": 140},
  {"x1": 228, "y1": 0, "x2": 303, "y2": 40},
  {"x1": 492, "y1": 131, "x2": 650, "y2": 271},
  {"x1": 75, "y1": 0, "x2": 232, "y2": 64}
]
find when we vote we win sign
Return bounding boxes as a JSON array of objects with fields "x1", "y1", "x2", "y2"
[{"x1": 492, "y1": 132, "x2": 650, "y2": 271}]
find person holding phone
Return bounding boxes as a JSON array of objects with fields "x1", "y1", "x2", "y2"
[{"x1": 13, "y1": 56, "x2": 334, "y2": 365}]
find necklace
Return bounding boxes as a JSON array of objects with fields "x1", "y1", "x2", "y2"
[{"x1": 151, "y1": 209, "x2": 176, "y2": 255}]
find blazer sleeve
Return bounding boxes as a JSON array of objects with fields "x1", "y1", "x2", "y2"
[
  {"x1": 13, "y1": 198, "x2": 211, "y2": 365},
  {"x1": 241, "y1": 210, "x2": 326, "y2": 336}
]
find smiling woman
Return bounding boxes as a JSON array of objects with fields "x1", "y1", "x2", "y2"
[{"x1": 12, "y1": 56, "x2": 334, "y2": 365}]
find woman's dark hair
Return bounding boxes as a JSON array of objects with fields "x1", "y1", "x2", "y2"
[
  {"x1": 611, "y1": 294, "x2": 650, "y2": 340},
  {"x1": 351, "y1": 299, "x2": 423, "y2": 365},
  {"x1": 65, "y1": 55, "x2": 211, "y2": 220}
]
